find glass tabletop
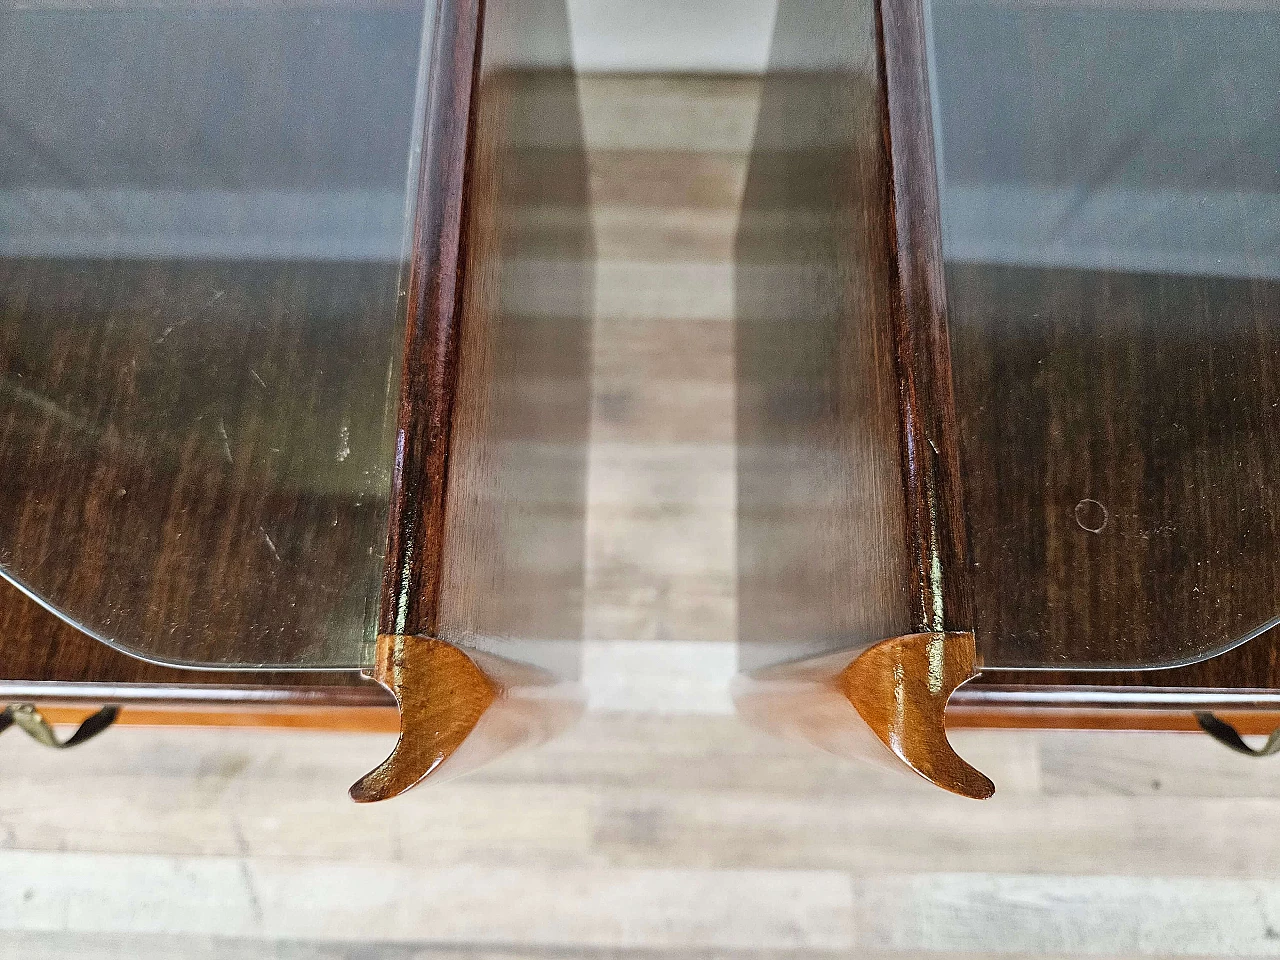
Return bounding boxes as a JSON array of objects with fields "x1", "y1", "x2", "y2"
[
  {"x1": 929, "y1": 0, "x2": 1280, "y2": 668},
  {"x1": 0, "y1": 0, "x2": 436, "y2": 668}
]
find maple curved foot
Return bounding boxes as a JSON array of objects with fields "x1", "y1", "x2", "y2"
[
  {"x1": 735, "y1": 631, "x2": 994, "y2": 799},
  {"x1": 350, "y1": 634, "x2": 582, "y2": 803}
]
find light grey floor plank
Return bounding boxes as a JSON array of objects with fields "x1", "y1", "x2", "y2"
[
  {"x1": 854, "y1": 874, "x2": 1280, "y2": 957},
  {"x1": 0, "y1": 851, "x2": 854, "y2": 950},
  {"x1": 1040, "y1": 730, "x2": 1280, "y2": 798}
]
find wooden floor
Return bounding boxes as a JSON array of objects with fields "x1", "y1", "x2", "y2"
[{"x1": 5, "y1": 76, "x2": 1280, "y2": 958}]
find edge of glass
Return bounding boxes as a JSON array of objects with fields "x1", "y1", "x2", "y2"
[{"x1": 0, "y1": 0, "x2": 443, "y2": 674}]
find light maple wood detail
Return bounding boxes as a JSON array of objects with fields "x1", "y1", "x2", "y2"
[
  {"x1": 349, "y1": 633, "x2": 582, "y2": 803},
  {"x1": 735, "y1": 631, "x2": 995, "y2": 799}
]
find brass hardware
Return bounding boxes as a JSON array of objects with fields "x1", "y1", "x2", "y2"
[{"x1": 0, "y1": 704, "x2": 119, "y2": 748}]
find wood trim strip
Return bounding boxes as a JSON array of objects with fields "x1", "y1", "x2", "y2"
[
  {"x1": 948, "y1": 707, "x2": 1280, "y2": 734},
  {"x1": 952, "y1": 684, "x2": 1280, "y2": 712},
  {"x1": 379, "y1": 0, "x2": 486, "y2": 639},
  {"x1": 0, "y1": 681, "x2": 391, "y2": 707},
  {"x1": 25, "y1": 705, "x2": 402, "y2": 733},
  {"x1": 876, "y1": 0, "x2": 975, "y2": 633},
  {"x1": 23, "y1": 704, "x2": 1280, "y2": 738}
]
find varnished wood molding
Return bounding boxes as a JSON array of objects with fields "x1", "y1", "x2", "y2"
[
  {"x1": 349, "y1": 633, "x2": 582, "y2": 803},
  {"x1": 735, "y1": 631, "x2": 994, "y2": 799}
]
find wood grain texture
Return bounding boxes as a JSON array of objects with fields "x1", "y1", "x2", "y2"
[
  {"x1": 735, "y1": 0, "x2": 915, "y2": 674},
  {"x1": 734, "y1": 0, "x2": 984, "y2": 788},
  {"x1": 378, "y1": 0, "x2": 483, "y2": 639},
  {"x1": 736, "y1": 631, "x2": 994, "y2": 798},
  {"x1": 8, "y1": 68, "x2": 1280, "y2": 743},
  {"x1": 381, "y1": 0, "x2": 591, "y2": 671},
  {"x1": 736, "y1": 0, "x2": 969, "y2": 665},
  {"x1": 353, "y1": 0, "x2": 592, "y2": 795},
  {"x1": 0, "y1": 258, "x2": 400, "y2": 668},
  {"x1": 947, "y1": 263, "x2": 1280, "y2": 671},
  {"x1": 877, "y1": 0, "x2": 974, "y2": 634},
  {"x1": 580, "y1": 73, "x2": 1280, "y2": 708},
  {"x1": 0, "y1": 4, "x2": 433, "y2": 669},
  {"x1": 735, "y1": 0, "x2": 1280, "y2": 761},
  {"x1": 348, "y1": 633, "x2": 581, "y2": 802},
  {"x1": 0, "y1": 577, "x2": 380, "y2": 699}
]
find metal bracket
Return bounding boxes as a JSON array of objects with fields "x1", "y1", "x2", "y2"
[
  {"x1": 1195, "y1": 712, "x2": 1280, "y2": 758},
  {"x1": 0, "y1": 704, "x2": 119, "y2": 749}
]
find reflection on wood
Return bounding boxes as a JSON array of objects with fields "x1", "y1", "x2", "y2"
[
  {"x1": 734, "y1": 0, "x2": 990, "y2": 792},
  {"x1": 349, "y1": 633, "x2": 582, "y2": 802},
  {"x1": 736, "y1": 631, "x2": 994, "y2": 798},
  {"x1": 0, "y1": 575, "x2": 380, "y2": 698},
  {"x1": 0, "y1": 258, "x2": 399, "y2": 668},
  {"x1": 0, "y1": 0, "x2": 431, "y2": 667},
  {"x1": 949, "y1": 263, "x2": 1280, "y2": 670},
  {"x1": 355, "y1": 0, "x2": 593, "y2": 797}
]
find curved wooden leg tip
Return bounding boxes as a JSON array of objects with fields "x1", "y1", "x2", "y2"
[
  {"x1": 735, "y1": 631, "x2": 994, "y2": 798},
  {"x1": 349, "y1": 634, "x2": 498, "y2": 803},
  {"x1": 843, "y1": 631, "x2": 994, "y2": 799}
]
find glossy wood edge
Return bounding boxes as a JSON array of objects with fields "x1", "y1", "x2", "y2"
[
  {"x1": 348, "y1": 633, "x2": 582, "y2": 802},
  {"x1": 878, "y1": 0, "x2": 975, "y2": 634},
  {"x1": 732, "y1": 0, "x2": 985, "y2": 797},
  {"x1": 13, "y1": 680, "x2": 1280, "y2": 715},
  {"x1": 30, "y1": 705, "x2": 403, "y2": 733},
  {"x1": 354, "y1": 0, "x2": 487, "y2": 801},
  {"x1": 11, "y1": 672, "x2": 1280, "y2": 739},
  {"x1": 948, "y1": 708, "x2": 1280, "y2": 735},
  {"x1": 379, "y1": 0, "x2": 484, "y2": 640},
  {"x1": 735, "y1": 631, "x2": 994, "y2": 799}
]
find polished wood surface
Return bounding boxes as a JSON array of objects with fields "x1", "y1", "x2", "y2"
[
  {"x1": 734, "y1": 0, "x2": 985, "y2": 791},
  {"x1": 562, "y1": 74, "x2": 1280, "y2": 711},
  {"x1": 352, "y1": 0, "x2": 592, "y2": 795},
  {"x1": 0, "y1": 4, "x2": 436, "y2": 668},
  {"x1": 928, "y1": 0, "x2": 1280, "y2": 671},
  {"x1": 0, "y1": 257, "x2": 397, "y2": 668},
  {"x1": 736, "y1": 631, "x2": 993, "y2": 798},
  {"x1": 878, "y1": 0, "x2": 974, "y2": 636},
  {"x1": 0, "y1": 575, "x2": 380, "y2": 701},
  {"x1": 382, "y1": 0, "x2": 591, "y2": 665},
  {"x1": 350, "y1": 633, "x2": 581, "y2": 802},
  {"x1": 0, "y1": 0, "x2": 592, "y2": 782},
  {"x1": 6, "y1": 64, "x2": 1279, "y2": 789},
  {"x1": 949, "y1": 263, "x2": 1280, "y2": 671},
  {"x1": 379, "y1": 0, "x2": 482, "y2": 640},
  {"x1": 735, "y1": 0, "x2": 1280, "y2": 788},
  {"x1": 736, "y1": 0, "x2": 914, "y2": 673}
]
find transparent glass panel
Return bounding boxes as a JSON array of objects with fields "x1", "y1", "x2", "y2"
[
  {"x1": 930, "y1": 0, "x2": 1280, "y2": 668},
  {"x1": 0, "y1": 0, "x2": 435, "y2": 667}
]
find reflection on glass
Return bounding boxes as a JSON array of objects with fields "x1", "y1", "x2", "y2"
[
  {"x1": 0, "y1": 1, "x2": 435, "y2": 667},
  {"x1": 930, "y1": 0, "x2": 1280, "y2": 667}
]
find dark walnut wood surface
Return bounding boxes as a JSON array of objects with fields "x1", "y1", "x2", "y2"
[
  {"x1": 953, "y1": 263, "x2": 1280, "y2": 692},
  {"x1": 0, "y1": 4, "x2": 429, "y2": 669},
  {"x1": 0, "y1": 257, "x2": 396, "y2": 669},
  {"x1": 0, "y1": 0, "x2": 592, "y2": 691}
]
